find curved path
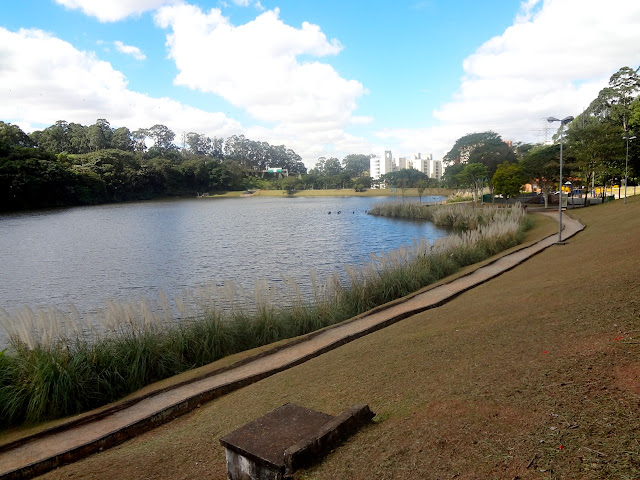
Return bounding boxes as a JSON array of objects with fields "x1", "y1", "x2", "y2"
[{"x1": 0, "y1": 212, "x2": 583, "y2": 479}]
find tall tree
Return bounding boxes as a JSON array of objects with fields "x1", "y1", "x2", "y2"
[
  {"x1": 468, "y1": 138, "x2": 517, "y2": 179},
  {"x1": 342, "y1": 154, "x2": 370, "y2": 177},
  {"x1": 34, "y1": 120, "x2": 72, "y2": 153},
  {"x1": 132, "y1": 129, "x2": 148, "y2": 153},
  {"x1": 185, "y1": 132, "x2": 213, "y2": 156},
  {"x1": 323, "y1": 157, "x2": 343, "y2": 176},
  {"x1": 311, "y1": 157, "x2": 326, "y2": 175},
  {"x1": 566, "y1": 121, "x2": 625, "y2": 201},
  {"x1": 68, "y1": 123, "x2": 90, "y2": 153},
  {"x1": 0, "y1": 121, "x2": 34, "y2": 149},
  {"x1": 443, "y1": 131, "x2": 502, "y2": 165},
  {"x1": 587, "y1": 66, "x2": 640, "y2": 133},
  {"x1": 88, "y1": 119, "x2": 112, "y2": 151},
  {"x1": 111, "y1": 127, "x2": 134, "y2": 151},
  {"x1": 147, "y1": 124, "x2": 176, "y2": 155}
]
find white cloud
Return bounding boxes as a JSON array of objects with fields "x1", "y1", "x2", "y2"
[
  {"x1": 114, "y1": 41, "x2": 146, "y2": 60},
  {"x1": 154, "y1": 5, "x2": 366, "y2": 131},
  {"x1": 515, "y1": 0, "x2": 542, "y2": 23},
  {"x1": 54, "y1": 0, "x2": 179, "y2": 22},
  {"x1": 0, "y1": 27, "x2": 241, "y2": 139},
  {"x1": 0, "y1": 25, "x2": 371, "y2": 169},
  {"x1": 379, "y1": 0, "x2": 640, "y2": 158}
]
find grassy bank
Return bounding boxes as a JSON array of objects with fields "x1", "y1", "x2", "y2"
[
  {"x1": 34, "y1": 198, "x2": 640, "y2": 480},
  {"x1": 207, "y1": 187, "x2": 454, "y2": 198},
  {"x1": 368, "y1": 201, "x2": 512, "y2": 229},
  {"x1": 0, "y1": 204, "x2": 527, "y2": 427}
]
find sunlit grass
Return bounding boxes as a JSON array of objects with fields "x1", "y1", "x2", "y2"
[{"x1": 0, "y1": 204, "x2": 529, "y2": 427}]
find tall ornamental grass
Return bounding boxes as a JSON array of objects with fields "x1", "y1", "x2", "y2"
[{"x1": 0, "y1": 204, "x2": 530, "y2": 427}]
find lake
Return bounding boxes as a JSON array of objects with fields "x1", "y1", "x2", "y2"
[{"x1": 0, "y1": 195, "x2": 449, "y2": 322}]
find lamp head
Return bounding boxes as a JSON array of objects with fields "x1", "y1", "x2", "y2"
[
  {"x1": 547, "y1": 116, "x2": 560, "y2": 123},
  {"x1": 561, "y1": 116, "x2": 574, "y2": 125}
]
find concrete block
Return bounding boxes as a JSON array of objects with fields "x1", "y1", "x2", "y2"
[{"x1": 220, "y1": 403, "x2": 374, "y2": 480}]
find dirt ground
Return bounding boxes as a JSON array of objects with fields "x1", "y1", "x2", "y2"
[{"x1": 39, "y1": 198, "x2": 640, "y2": 480}]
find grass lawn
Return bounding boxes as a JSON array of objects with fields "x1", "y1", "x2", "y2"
[{"x1": 39, "y1": 198, "x2": 640, "y2": 480}]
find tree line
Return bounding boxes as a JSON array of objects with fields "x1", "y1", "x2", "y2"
[
  {"x1": 2, "y1": 65, "x2": 637, "y2": 211},
  {"x1": 442, "y1": 66, "x2": 640, "y2": 205},
  {"x1": 0, "y1": 120, "x2": 307, "y2": 211}
]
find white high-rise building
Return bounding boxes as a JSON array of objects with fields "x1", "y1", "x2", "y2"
[
  {"x1": 428, "y1": 159, "x2": 443, "y2": 181},
  {"x1": 369, "y1": 154, "x2": 382, "y2": 179},
  {"x1": 370, "y1": 150, "x2": 441, "y2": 181},
  {"x1": 370, "y1": 150, "x2": 396, "y2": 180},
  {"x1": 412, "y1": 153, "x2": 442, "y2": 181}
]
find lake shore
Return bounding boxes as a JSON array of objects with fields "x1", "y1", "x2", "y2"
[
  {"x1": 27, "y1": 196, "x2": 640, "y2": 479},
  {"x1": 205, "y1": 187, "x2": 455, "y2": 198}
]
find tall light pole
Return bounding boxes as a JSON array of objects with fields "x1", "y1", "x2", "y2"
[
  {"x1": 547, "y1": 116, "x2": 574, "y2": 242},
  {"x1": 624, "y1": 135, "x2": 636, "y2": 204}
]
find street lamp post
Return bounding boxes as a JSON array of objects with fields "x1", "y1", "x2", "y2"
[
  {"x1": 624, "y1": 135, "x2": 636, "y2": 204},
  {"x1": 547, "y1": 116, "x2": 574, "y2": 242}
]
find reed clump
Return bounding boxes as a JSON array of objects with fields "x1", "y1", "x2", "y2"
[
  {"x1": 446, "y1": 190, "x2": 475, "y2": 203},
  {"x1": 0, "y1": 204, "x2": 530, "y2": 427}
]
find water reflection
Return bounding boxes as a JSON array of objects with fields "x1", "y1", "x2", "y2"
[{"x1": 0, "y1": 196, "x2": 449, "y2": 316}]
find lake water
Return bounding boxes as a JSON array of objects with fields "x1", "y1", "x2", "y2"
[{"x1": 0, "y1": 196, "x2": 449, "y2": 320}]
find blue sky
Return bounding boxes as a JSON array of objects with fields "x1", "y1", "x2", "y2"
[{"x1": 1, "y1": 0, "x2": 639, "y2": 168}]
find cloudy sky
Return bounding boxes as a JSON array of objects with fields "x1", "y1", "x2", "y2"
[{"x1": 1, "y1": 0, "x2": 639, "y2": 168}]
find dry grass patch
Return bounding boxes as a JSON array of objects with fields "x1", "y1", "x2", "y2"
[{"x1": 210, "y1": 188, "x2": 454, "y2": 198}]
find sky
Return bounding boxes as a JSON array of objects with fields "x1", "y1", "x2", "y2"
[{"x1": 1, "y1": 0, "x2": 640, "y2": 169}]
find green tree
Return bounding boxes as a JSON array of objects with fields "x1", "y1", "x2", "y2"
[
  {"x1": 111, "y1": 127, "x2": 134, "y2": 151},
  {"x1": 381, "y1": 169, "x2": 428, "y2": 200},
  {"x1": 132, "y1": 128, "x2": 148, "y2": 153},
  {"x1": 147, "y1": 124, "x2": 177, "y2": 156},
  {"x1": 310, "y1": 157, "x2": 326, "y2": 175},
  {"x1": 68, "y1": 123, "x2": 90, "y2": 153},
  {"x1": 443, "y1": 131, "x2": 502, "y2": 165},
  {"x1": 458, "y1": 162, "x2": 489, "y2": 203},
  {"x1": 353, "y1": 176, "x2": 371, "y2": 192},
  {"x1": 0, "y1": 122, "x2": 33, "y2": 149},
  {"x1": 323, "y1": 157, "x2": 343, "y2": 176},
  {"x1": 521, "y1": 144, "x2": 559, "y2": 208},
  {"x1": 280, "y1": 175, "x2": 301, "y2": 195},
  {"x1": 33, "y1": 120, "x2": 72, "y2": 153},
  {"x1": 75, "y1": 149, "x2": 142, "y2": 201},
  {"x1": 0, "y1": 147, "x2": 77, "y2": 210},
  {"x1": 442, "y1": 162, "x2": 465, "y2": 188},
  {"x1": 468, "y1": 139, "x2": 516, "y2": 179},
  {"x1": 587, "y1": 66, "x2": 640, "y2": 134},
  {"x1": 565, "y1": 121, "x2": 625, "y2": 202},
  {"x1": 342, "y1": 154, "x2": 370, "y2": 177},
  {"x1": 184, "y1": 132, "x2": 213, "y2": 156},
  {"x1": 491, "y1": 162, "x2": 527, "y2": 200},
  {"x1": 88, "y1": 119, "x2": 112, "y2": 151}
]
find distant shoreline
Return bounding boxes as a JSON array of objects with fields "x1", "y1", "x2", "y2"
[{"x1": 204, "y1": 187, "x2": 455, "y2": 198}]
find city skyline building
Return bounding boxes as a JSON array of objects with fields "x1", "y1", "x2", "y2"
[{"x1": 369, "y1": 151, "x2": 442, "y2": 181}]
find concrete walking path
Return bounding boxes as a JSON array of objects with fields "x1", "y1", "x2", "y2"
[{"x1": 0, "y1": 213, "x2": 584, "y2": 480}]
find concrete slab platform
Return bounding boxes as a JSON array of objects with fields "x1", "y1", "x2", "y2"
[{"x1": 220, "y1": 403, "x2": 333, "y2": 471}]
